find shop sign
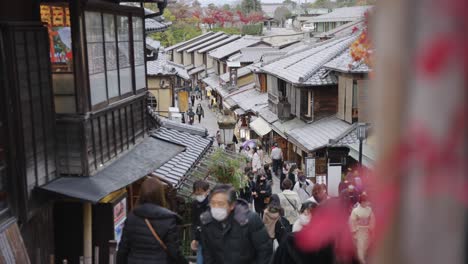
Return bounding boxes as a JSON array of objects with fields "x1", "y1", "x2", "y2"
[{"x1": 114, "y1": 198, "x2": 127, "y2": 245}]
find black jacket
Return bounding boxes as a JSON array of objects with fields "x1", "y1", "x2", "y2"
[
  {"x1": 191, "y1": 197, "x2": 209, "y2": 241},
  {"x1": 117, "y1": 203, "x2": 188, "y2": 264},
  {"x1": 239, "y1": 180, "x2": 256, "y2": 203},
  {"x1": 200, "y1": 200, "x2": 273, "y2": 264},
  {"x1": 272, "y1": 233, "x2": 360, "y2": 264},
  {"x1": 254, "y1": 181, "x2": 272, "y2": 211}
]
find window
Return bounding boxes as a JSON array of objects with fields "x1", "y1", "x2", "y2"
[
  {"x1": 133, "y1": 17, "x2": 145, "y2": 91},
  {"x1": 86, "y1": 11, "x2": 107, "y2": 106},
  {"x1": 278, "y1": 79, "x2": 287, "y2": 99},
  {"x1": 85, "y1": 11, "x2": 147, "y2": 109},
  {"x1": 104, "y1": 14, "x2": 119, "y2": 99}
]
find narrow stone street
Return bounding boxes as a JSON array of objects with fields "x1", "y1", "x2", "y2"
[{"x1": 191, "y1": 96, "x2": 220, "y2": 138}]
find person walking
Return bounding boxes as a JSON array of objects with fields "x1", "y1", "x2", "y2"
[
  {"x1": 293, "y1": 171, "x2": 314, "y2": 203},
  {"x1": 239, "y1": 172, "x2": 256, "y2": 210},
  {"x1": 281, "y1": 164, "x2": 297, "y2": 191},
  {"x1": 292, "y1": 201, "x2": 318, "y2": 232},
  {"x1": 252, "y1": 147, "x2": 262, "y2": 174},
  {"x1": 216, "y1": 131, "x2": 221, "y2": 147},
  {"x1": 263, "y1": 194, "x2": 291, "y2": 251},
  {"x1": 187, "y1": 108, "x2": 195, "y2": 125},
  {"x1": 257, "y1": 145, "x2": 265, "y2": 165},
  {"x1": 200, "y1": 184, "x2": 272, "y2": 264},
  {"x1": 349, "y1": 193, "x2": 375, "y2": 264},
  {"x1": 253, "y1": 174, "x2": 272, "y2": 218},
  {"x1": 270, "y1": 143, "x2": 283, "y2": 177},
  {"x1": 191, "y1": 94, "x2": 196, "y2": 106},
  {"x1": 196, "y1": 103, "x2": 204, "y2": 123},
  {"x1": 191, "y1": 181, "x2": 210, "y2": 264},
  {"x1": 278, "y1": 179, "x2": 301, "y2": 224},
  {"x1": 117, "y1": 177, "x2": 187, "y2": 264}
]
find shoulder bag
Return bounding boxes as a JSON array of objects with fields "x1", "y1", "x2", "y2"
[{"x1": 144, "y1": 218, "x2": 169, "y2": 253}]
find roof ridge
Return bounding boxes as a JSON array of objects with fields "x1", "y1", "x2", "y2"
[{"x1": 298, "y1": 35, "x2": 357, "y2": 82}]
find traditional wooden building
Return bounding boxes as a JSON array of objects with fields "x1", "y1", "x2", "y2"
[{"x1": 1, "y1": 0, "x2": 172, "y2": 263}]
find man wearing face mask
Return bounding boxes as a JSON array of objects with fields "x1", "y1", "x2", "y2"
[
  {"x1": 200, "y1": 184, "x2": 273, "y2": 264},
  {"x1": 292, "y1": 171, "x2": 314, "y2": 203},
  {"x1": 191, "y1": 180, "x2": 210, "y2": 263}
]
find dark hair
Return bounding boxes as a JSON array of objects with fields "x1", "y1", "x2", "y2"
[
  {"x1": 244, "y1": 166, "x2": 252, "y2": 174},
  {"x1": 281, "y1": 179, "x2": 293, "y2": 190},
  {"x1": 193, "y1": 180, "x2": 210, "y2": 192},
  {"x1": 274, "y1": 142, "x2": 278, "y2": 147},
  {"x1": 209, "y1": 184, "x2": 237, "y2": 205},
  {"x1": 264, "y1": 164, "x2": 270, "y2": 170},
  {"x1": 139, "y1": 177, "x2": 167, "y2": 207},
  {"x1": 288, "y1": 164, "x2": 297, "y2": 174},
  {"x1": 300, "y1": 201, "x2": 318, "y2": 213},
  {"x1": 267, "y1": 194, "x2": 284, "y2": 215},
  {"x1": 256, "y1": 173, "x2": 266, "y2": 183}
]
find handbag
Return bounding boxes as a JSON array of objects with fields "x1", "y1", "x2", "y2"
[{"x1": 144, "y1": 218, "x2": 169, "y2": 252}]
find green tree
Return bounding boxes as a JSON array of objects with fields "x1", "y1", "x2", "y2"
[
  {"x1": 274, "y1": 6, "x2": 291, "y2": 27},
  {"x1": 223, "y1": 4, "x2": 232, "y2": 11},
  {"x1": 208, "y1": 3, "x2": 217, "y2": 10},
  {"x1": 241, "y1": 0, "x2": 262, "y2": 14}
]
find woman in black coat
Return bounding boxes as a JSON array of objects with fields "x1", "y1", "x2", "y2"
[
  {"x1": 117, "y1": 177, "x2": 188, "y2": 264},
  {"x1": 254, "y1": 174, "x2": 272, "y2": 218}
]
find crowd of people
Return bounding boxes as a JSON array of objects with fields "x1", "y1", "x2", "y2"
[{"x1": 117, "y1": 143, "x2": 375, "y2": 264}]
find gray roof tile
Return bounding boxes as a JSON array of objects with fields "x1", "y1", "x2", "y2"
[
  {"x1": 152, "y1": 126, "x2": 212, "y2": 185},
  {"x1": 286, "y1": 116, "x2": 352, "y2": 152},
  {"x1": 165, "y1": 32, "x2": 215, "y2": 52},
  {"x1": 186, "y1": 34, "x2": 230, "y2": 53},
  {"x1": 176, "y1": 32, "x2": 225, "y2": 53},
  {"x1": 261, "y1": 36, "x2": 356, "y2": 86},
  {"x1": 228, "y1": 47, "x2": 279, "y2": 63},
  {"x1": 305, "y1": 6, "x2": 372, "y2": 23},
  {"x1": 147, "y1": 52, "x2": 190, "y2": 80},
  {"x1": 324, "y1": 48, "x2": 371, "y2": 73},
  {"x1": 198, "y1": 35, "x2": 242, "y2": 53},
  {"x1": 208, "y1": 36, "x2": 263, "y2": 60}
]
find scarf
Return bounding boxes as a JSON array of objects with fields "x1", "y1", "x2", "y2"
[{"x1": 263, "y1": 209, "x2": 280, "y2": 239}]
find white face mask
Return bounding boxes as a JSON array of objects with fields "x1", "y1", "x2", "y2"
[
  {"x1": 211, "y1": 207, "x2": 229, "y2": 221},
  {"x1": 298, "y1": 214, "x2": 311, "y2": 225},
  {"x1": 195, "y1": 194, "x2": 206, "y2": 203}
]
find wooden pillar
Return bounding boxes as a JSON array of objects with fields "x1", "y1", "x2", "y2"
[{"x1": 83, "y1": 203, "x2": 92, "y2": 264}]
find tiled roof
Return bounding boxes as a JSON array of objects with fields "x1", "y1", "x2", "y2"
[
  {"x1": 147, "y1": 52, "x2": 190, "y2": 80},
  {"x1": 272, "y1": 118, "x2": 306, "y2": 138},
  {"x1": 165, "y1": 32, "x2": 215, "y2": 52},
  {"x1": 152, "y1": 126, "x2": 212, "y2": 186},
  {"x1": 229, "y1": 47, "x2": 279, "y2": 63},
  {"x1": 257, "y1": 106, "x2": 279, "y2": 124},
  {"x1": 305, "y1": 6, "x2": 372, "y2": 23},
  {"x1": 146, "y1": 37, "x2": 161, "y2": 51},
  {"x1": 202, "y1": 74, "x2": 221, "y2": 90},
  {"x1": 208, "y1": 36, "x2": 263, "y2": 60},
  {"x1": 286, "y1": 116, "x2": 352, "y2": 152},
  {"x1": 324, "y1": 48, "x2": 371, "y2": 73},
  {"x1": 145, "y1": 18, "x2": 171, "y2": 33},
  {"x1": 186, "y1": 34, "x2": 230, "y2": 53},
  {"x1": 198, "y1": 35, "x2": 241, "y2": 53},
  {"x1": 229, "y1": 85, "x2": 268, "y2": 113},
  {"x1": 261, "y1": 35, "x2": 356, "y2": 86},
  {"x1": 315, "y1": 20, "x2": 365, "y2": 39},
  {"x1": 176, "y1": 32, "x2": 225, "y2": 53},
  {"x1": 188, "y1": 65, "x2": 206, "y2": 75}
]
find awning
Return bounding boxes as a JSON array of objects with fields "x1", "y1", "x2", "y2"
[
  {"x1": 234, "y1": 108, "x2": 246, "y2": 116},
  {"x1": 39, "y1": 136, "x2": 185, "y2": 203},
  {"x1": 223, "y1": 98, "x2": 237, "y2": 110},
  {"x1": 250, "y1": 117, "x2": 272, "y2": 137}
]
